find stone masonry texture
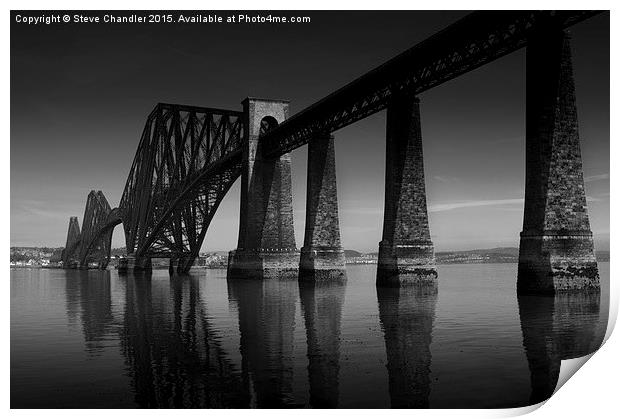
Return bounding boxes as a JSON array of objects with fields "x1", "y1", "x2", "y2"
[
  {"x1": 518, "y1": 28, "x2": 599, "y2": 294},
  {"x1": 300, "y1": 133, "x2": 346, "y2": 281},
  {"x1": 228, "y1": 98, "x2": 299, "y2": 279},
  {"x1": 377, "y1": 94, "x2": 437, "y2": 287}
]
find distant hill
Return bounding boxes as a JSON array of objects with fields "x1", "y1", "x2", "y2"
[
  {"x1": 210, "y1": 249, "x2": 364, "y2": 258},
  {"x1": 436, "y1": 247, "x2": 519, "y2": 257},
  {"x1": 435, "y1": 247, "x2": 520, "y2": 262},
  {"x1": 11, "y1": 246, "x2": 610, "y2": 264},
  {"x1": 344, "y1": 247, "x2": 609, "y2": 265},
  {"x1": 434, "y1": 248, "x2": 518, "y2": 264},
  {"x1": 204, "y1": 251, "x2": 231, "y2": 257},
  {"x1": 436, "y1": 247, "x2": 609, "y2": 261},
  {"x1": 344, "y1": 249, "x2": 362, "y2": 258}
]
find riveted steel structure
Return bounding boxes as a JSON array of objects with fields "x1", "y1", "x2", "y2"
[
  {"x1": 61, "y1": 216, "x2": 81, "y2": 268},
  {"x1": 77, "y1": 191, "x2": 115, "y2": 269},
  {"x1": 65, "y1": 103, "x2": 244, "y2": 273},
  {"x1": 119, "y1": 103, "x2": 244, "y2": 272},
  {"x1": 260, "y1": 11, "x2": 598, "y2": 158},
  {"x1": 62, "y1": 11, "x2": 602, "y2": 284}
]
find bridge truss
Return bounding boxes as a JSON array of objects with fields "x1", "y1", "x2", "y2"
[
  {"x1": 260, "y1": 11, "x2": 600, "y2": 157},
  {"x1": 119, "y1": 103, "x2": 244, "y2": 268},
  {"x1": 61, "y1": 216, "x2": 81, "y2": 267},
  {"x1": 63, "y1": 10, "x2": 600, "y2": 272}
]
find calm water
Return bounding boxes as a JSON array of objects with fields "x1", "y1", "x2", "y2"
[{"x1": 11, "y1": 263, "x2": 609, "y2": 408}]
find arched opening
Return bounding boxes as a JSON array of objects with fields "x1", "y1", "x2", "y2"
[
  {"x1": 259, "y1": 116, "x2": 279, "y2": 137},
  {"x1": 109, "y1": 220, "x2": 128, "y2": 269},
  {"x1": 80, "y1": 218, "x2": 123, "y2": 270}
]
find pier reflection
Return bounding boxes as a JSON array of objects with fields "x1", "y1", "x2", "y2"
[
  {"x1": 227, "y1": 277, "x2": 298, "y2": 408},
  {"x1": 119, "y1": 274, "x2": 248, "y2": 408},
  {"x1": 518, "y1": 291, "x2": 603, "y2": 404},
  {"x1": 64, "y1": 270, "x2": 115, "y2": 355},
  {"x1": 299, "y1": 280, "x2": 346, "y2": 408},
  {"x1": 377, "y1": 284, "x2": 437, "y2": 408}
]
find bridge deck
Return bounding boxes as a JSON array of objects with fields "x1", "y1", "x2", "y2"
[{"x1": 260, "y1": 11, "x2": 600, "y2": 158}]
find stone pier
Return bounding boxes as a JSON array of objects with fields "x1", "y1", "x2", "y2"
[
  {"x1": 228, "y1": 98, "x2": 299, "y2": 279},
  {"x1": 518, "y1": 29, "x2": 599, "y2": 294},
  {"x1": 118, "y1": 254, "x2": 152, "y2": 274},
  {"x1": 299, "y1": 133, "x2": 346, "y2": 281},
  {"x1": 377, "y1": 94, "x2": 437, "y2": 287}
]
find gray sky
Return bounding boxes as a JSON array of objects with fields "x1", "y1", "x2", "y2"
[{"x1": 11, "y1": 11, "x2": 609, "y2": 252}]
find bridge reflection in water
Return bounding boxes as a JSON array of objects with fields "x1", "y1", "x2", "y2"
[
  {"x1": 64, "y1": 270, "x2": 115, "y2": 356},
  {"x1": 120, "y1": 274, "x2": 249, "y2": 408},
  {"x1": 299, "y1": 280, "x2": 346, "y2": 408},
  {"x1": 518, "y1": 291, "x2": 602, "y2": 404},
  {"x1": 55, "y1": 269, "x2": 604, "y2": 408},
  {"x1": 377, "y1": 285, "x2": 437, "y2": 408},
  {"x1": 59, "y1": 12, "x2": 603, "y2": 297},
  {"x1": 227, "y1": 277, "x2": 298, "y2": 407}
]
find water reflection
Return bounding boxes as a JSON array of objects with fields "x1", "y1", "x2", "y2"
[
  {"x1": 377, "y1": 285, "x2": 437, "y2": 408},
  {"x1": 299, "y1": 280, "x2": 346, "y2": 408},
  {"x1": 64, "y1": 270, "x2": 115, "y2": 355},
  {"x1": 227, "y1": 277, "x2": 298, "y2": 407},
  {"x1": 518, "y1": 291, "x2": 602, "y2": 404},
  {"x1": 32, "y1": 265, "x2": 607, "y2": 408},
  {"x1": 119, "y1": 274, "x2": 248, "y2": 408}
]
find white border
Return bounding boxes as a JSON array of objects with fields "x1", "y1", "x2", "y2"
[{"x1": 4, "y1": 1, "x2": 617, "y2": 417}]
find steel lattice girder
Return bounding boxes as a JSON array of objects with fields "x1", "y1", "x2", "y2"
[
  {"x1": 77, "y1": 191, "x2": 115, "y2": 267},
  {"x1": 80, "y1": 207, "x2": 122, "y2": 268},
  {"x1": 61, "y1": 216, "x2": 81, "y2": 266},
  {"x1": 65, "y1": 11, "x2": 603, "y2": 266},
  {"x1": 260, "y1": 10, "x2": 600, "y2": 158},
  {"x1": 145, "y1": 162, "x2": 241, "y2": 259},
  {"x1": 119, "y1": 103, "x2": 244, "y2": 259}
]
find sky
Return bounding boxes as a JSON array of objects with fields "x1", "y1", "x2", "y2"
[{"x1": 10, "y1": 11, "x2": 610, "y2": 252}]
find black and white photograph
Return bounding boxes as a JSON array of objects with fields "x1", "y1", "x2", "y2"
[{"x1": 8, "y1": 5, "x2": 613, "y2": 412}]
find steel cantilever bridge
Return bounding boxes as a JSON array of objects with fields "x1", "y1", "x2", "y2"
[{"x1": 62, "y1": 10, "x2": 600, "y2": 275}]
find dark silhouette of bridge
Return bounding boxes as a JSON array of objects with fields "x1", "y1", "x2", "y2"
[{"x1": 62, "y1": 11, "x2": 602, "y2": 294}]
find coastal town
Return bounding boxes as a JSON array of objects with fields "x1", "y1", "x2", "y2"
[
  {"x1": 12, "y1": 246, "x2": 609, "y2": 270},
  {"x1": 9, "y1": 247, "x2": 229, "y2": 269}
]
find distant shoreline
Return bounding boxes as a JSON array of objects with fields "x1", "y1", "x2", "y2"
[
  {"x1": 11, "y1": 259, "x2": 611, "y2": 271},
  {"x1": 10, "y1": 246, "x2": 609, "y2": 269}
]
